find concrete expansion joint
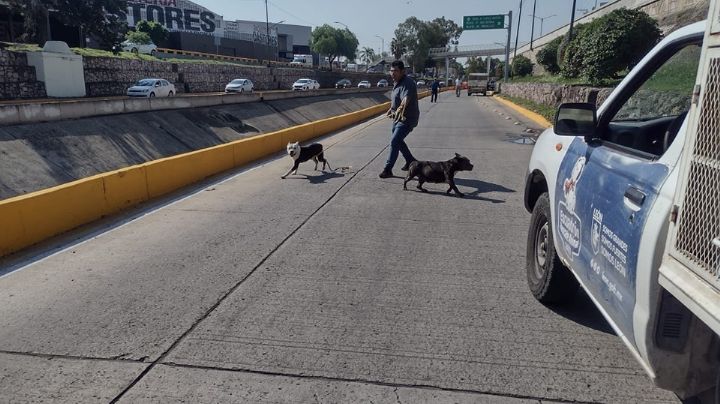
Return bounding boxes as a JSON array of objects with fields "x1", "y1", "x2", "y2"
[
  {"x1": 0, "y1": 348, "x2": 149, "y2": 364},
  {"x1": 147, "y1": 361, "x2": 590, "y2": 404},
  {"x1": 110, "y1": 150, "x2": 378, "y2": 403}
]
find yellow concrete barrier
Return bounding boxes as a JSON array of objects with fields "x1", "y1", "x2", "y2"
[
  {"x1": 1, "y1": 102, "x2": 392, "y2": 257},
  {"x1": 0, "y1": 178, "x2": 107, "y2": 257}
]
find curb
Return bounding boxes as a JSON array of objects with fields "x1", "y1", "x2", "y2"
[{"x1": 493, "y1": 96, "x2": 552, "y2": 128}]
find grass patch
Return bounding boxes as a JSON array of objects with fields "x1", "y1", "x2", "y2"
[
  {"x1": 500, "y1": 95, "x2": 557, "y2": 123},
  {"x1": 510, "y1": 74, "x2": 622, "y2": 87},
  {"x1": 2, "y1": 42, "x2": 257, "y2": 67}
]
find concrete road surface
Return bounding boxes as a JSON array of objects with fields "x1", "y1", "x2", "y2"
[{"x1": 0, "y1": 92, "x2": 680, "y2": 403}]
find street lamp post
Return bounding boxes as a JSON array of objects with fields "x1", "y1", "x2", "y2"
[
  {"x1": 375, "y1": 35, "x2": 384, "y2": 59},
  {"x1": 528, "y1": 13, "x2": 556, "y2": 49},
  {"x1": 270, "y1": 20, "x2": 285, "y2": 61}
]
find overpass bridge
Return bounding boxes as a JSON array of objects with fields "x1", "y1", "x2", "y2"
[
  {"x1": 429, "y1": 42, "x2": 529, "y2": 80},
  {"x1": 0, "y1": 93, "x2": 680, "y2": 403}
]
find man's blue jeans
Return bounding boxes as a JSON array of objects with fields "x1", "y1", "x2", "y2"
[{"x1": 385, "y1": 121, "x2": 416, "y2": 171}]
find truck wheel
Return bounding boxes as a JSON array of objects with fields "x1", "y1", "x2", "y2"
[{"x1": 527, "y1": 193, "x2": 579, "y2": 303}]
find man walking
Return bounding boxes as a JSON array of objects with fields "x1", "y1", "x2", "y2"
[
  {"x1": 430, "y1": 79, "x2": 440, "y2": 103},
  {"x1": 379, "y1": 60, "x2": 419, "y2": 179}
]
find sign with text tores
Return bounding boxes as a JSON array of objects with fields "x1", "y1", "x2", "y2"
[
  {"x1": 124, "y1": 0, "x2": 278, "y2": 44},
  {"x1": 125, "y1": 0, "x2": 217, "y2": 34},
  {"x1": 463, "y1": 15, "x2": 505, "y2": 30}
]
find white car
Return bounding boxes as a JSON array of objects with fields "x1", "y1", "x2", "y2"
[
  {"x1": 127, "y1": 78, "x2": 176, "y2": 97},
  {"x1": 358, "y1": 80, "x2": 371, "y2": 88},
  {"x1": 225, "y1": 79, "x2": 254, "y2": 93},
  {"x1": 122, "y1": 41, "x2": 158, "y2": 56},
  {"x1": 377, "y1": 79, "x2": 389, "y2": 88},
  {"x1": 292, "y1": 78, "x2": 320, "y2": 91}
]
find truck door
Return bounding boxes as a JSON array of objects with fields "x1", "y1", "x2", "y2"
[{"x1": 555, "y1": 41, "x2": 700, "y2": 345}]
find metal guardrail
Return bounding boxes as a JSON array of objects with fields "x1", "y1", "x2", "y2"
[
  {"x1": 429, "y1": 42, "x2": 530, "y2": 58},
  {"x1": 156, "y1": 47, "x2": 293, "y2": 68}
]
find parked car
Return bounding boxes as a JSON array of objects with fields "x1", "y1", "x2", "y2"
[
  {"x1": 335, "y1": 79, "x2": 352, "y2": 88},
  {"x1": 225, "y1": 78, "x2": 254, "y2": 93},
  {"x1": 377, "y1": 79, "x2": 389, "y2": 88},
  {"x1": 127, "y1": 78, "x2": 175, "y2": 97},
  {"x1": 121, "y1": 41, "x2": 157, "y2": 56},
  {"x1": 416, "y1": 80, "x2": 426, "y2": 87},
  {"x1": 292, "y1": 78, "x2": 320, "y2": 91},
  {"x1": 358, "y1": 80, "x2": 371, "y2": 88}
]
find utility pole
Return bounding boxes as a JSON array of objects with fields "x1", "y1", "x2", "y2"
[
  {"x1": 505, "y1": 10, "x2": 512, "y2": 81},
  {"x1": 568, "y1": 0, "x2": 578, "y2": 40},
  {"x1": 513, "y1": 0, "x2": 522, "y2": 58},
  {"x1": 530, "y1": 0, "x2": 537, "y2": 50},
  {"x1": 265, "y1": 0, "x2": 271, "y2": 64}
]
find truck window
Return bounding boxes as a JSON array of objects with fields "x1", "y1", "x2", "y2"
[{"x1": 605, "y1": 43, "x2": 701, "y2": 156}]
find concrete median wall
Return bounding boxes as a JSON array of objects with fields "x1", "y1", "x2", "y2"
[
  {"x1": 0, "y1": 101, "x2": 401, "y2": 257},
  {"x1": 0, "y1": 89, "x2": 387, "y2": 126}
]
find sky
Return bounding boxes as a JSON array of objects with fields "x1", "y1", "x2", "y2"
[{"x1": 194, "y1": 0, "x2": 608, "y2": 57}]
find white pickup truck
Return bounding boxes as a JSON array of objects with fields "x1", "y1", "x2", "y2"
[{"x1": 524, "y1": 8, "x2": 720, "y2": 402}]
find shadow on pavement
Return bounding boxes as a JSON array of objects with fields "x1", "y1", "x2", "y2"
[
  {"x1": 548, "y1": 288, "x2": 615, "y2": 335},
  {"x1": 284, "y1": 171, "x2": 346, "y2": 184}
]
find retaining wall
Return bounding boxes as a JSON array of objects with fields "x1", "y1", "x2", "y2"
[{"x1": 0, "y1": 49, "x2": 46, "y2": 99}]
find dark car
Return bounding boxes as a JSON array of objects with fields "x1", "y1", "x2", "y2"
[{"x1": 335, "y1": 79, "x2": 352, "y2": 88}]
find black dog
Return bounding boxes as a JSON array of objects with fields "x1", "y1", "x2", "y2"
[
  {"x1": 403, "y1": 153, "x2": 474, "y2": 197},
  {"x1": 281, "y1": 141, "x2": 332, "y2": 178}
]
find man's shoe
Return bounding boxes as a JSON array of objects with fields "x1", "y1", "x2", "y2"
[
  {"x1": 400, "y1": 160, "x2": 417, "y2": 171},
  {"x1": 378, "y1": 169, "x2": 393, "y2": 178}
]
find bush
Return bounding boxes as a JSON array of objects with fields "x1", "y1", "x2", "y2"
[
  {"x1": 558, "y1": 23, "x2": 588, "y2": 78},
  {"x1": 135, "y1": 20, "x2": 168, "y2": 46},
  {"x1": 512, "y1": 55, "x2": 533, "y2": 77},
  {"x1": 536, "y1": 36, "x2": 562, "y2": 74},
  {"x1": 578, "y1": 8, "x2": 660, "y2": 84},
  {"x1": 124, "y1": 31, "x2": 152, "y2": 45}
]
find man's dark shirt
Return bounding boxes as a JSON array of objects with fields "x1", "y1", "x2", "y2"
[
  {"x1": 431, "y1": 81, "x2": 440, "y2": 92},
  {"x1": 391, "y1": 74, "x2": 419, "y2": 127}
]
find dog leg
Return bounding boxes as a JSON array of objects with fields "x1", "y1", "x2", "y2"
[
  {"x1": 282, "y1": 161, "x2": 300, "y2": 179},
  {"x1": 447, "y1": 178, "x2": 464, "y2": 197},
  {"x1": 417, "y1": 179, "x2": 427, "y2": 192},
  {"x1": 313, "y1": 157, "x2": 319, "y2": 171},
  {"x1": 403, "y1": 174, "x2": 413, "y2": 190}
]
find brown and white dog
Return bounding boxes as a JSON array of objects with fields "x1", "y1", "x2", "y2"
[{"x1": 281, "y1": 142, "x2": 332, "y2": 179}]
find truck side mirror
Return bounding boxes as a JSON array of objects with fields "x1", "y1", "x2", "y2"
[{"x1": 554, "y1": 103, "x2": 597, "y2": 142}]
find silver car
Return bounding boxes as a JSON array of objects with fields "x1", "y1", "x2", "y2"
[
  {"x1": 127, "y1": 78, "x2": 176, "y2": 98},
  {"x1": 225, "y1": 79, "x2": 254, "y2": 93},
  {"x1": 358, "y1": 80, "x2": 371, "y2": 88}
]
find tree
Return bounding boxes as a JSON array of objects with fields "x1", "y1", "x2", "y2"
[
  {"x1": 359, "y1": 46, "x2": 376, "y2": 65},
  {"x1": 512, "y1": 55, "x2": 533, "y2": 77},
  {"x1": 392, "y1": 16, "x2": 462, "y2": 71},
  {"x1": 8, "y1": 0, "x2": 128, "y2": 47},
  {"x1": 466, "y1": 57, "x2": 487, "y2": 74},
  {"x1": 577, "y1": 8, "x2": 660, "y2": 84},
  {"x1": 310, "y1": 24, "x2": 358, "y2": 70},
  {"x1": 135, "y1": 20, "x2": 168, "y2": 46},
  {"x1": 125, "y1": 30, "x2": 151, "y2": 45},
  {"x1": 536, "y1": 36, "x2": 562, "y2": 74}
]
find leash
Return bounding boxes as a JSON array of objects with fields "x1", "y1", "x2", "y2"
[{"x1": 386, "y1": 97, "x2": 408, "y2": 123}]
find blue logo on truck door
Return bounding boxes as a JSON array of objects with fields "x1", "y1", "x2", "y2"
[{"x1": 555, "y1": 139, "x2": 669, "y2": 346}]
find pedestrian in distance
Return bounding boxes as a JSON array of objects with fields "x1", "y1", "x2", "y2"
[
  {"x1": 379, "y1": 60, "x2": 419, "y2": 179},
  {"x1": 455, "y1": 77, "x2": 461, "y2": 97},
  {"x1": 430, "y1": 79, "x2": 440, "y2": 103}
]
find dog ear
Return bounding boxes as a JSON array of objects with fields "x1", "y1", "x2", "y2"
[{"x1": 455, "y1": 152, "x2": 461, "y2": 158}]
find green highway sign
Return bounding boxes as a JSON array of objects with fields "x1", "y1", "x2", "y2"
[{"x1": 463, "y1": 15, "x2": 506, "y2": 30}]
